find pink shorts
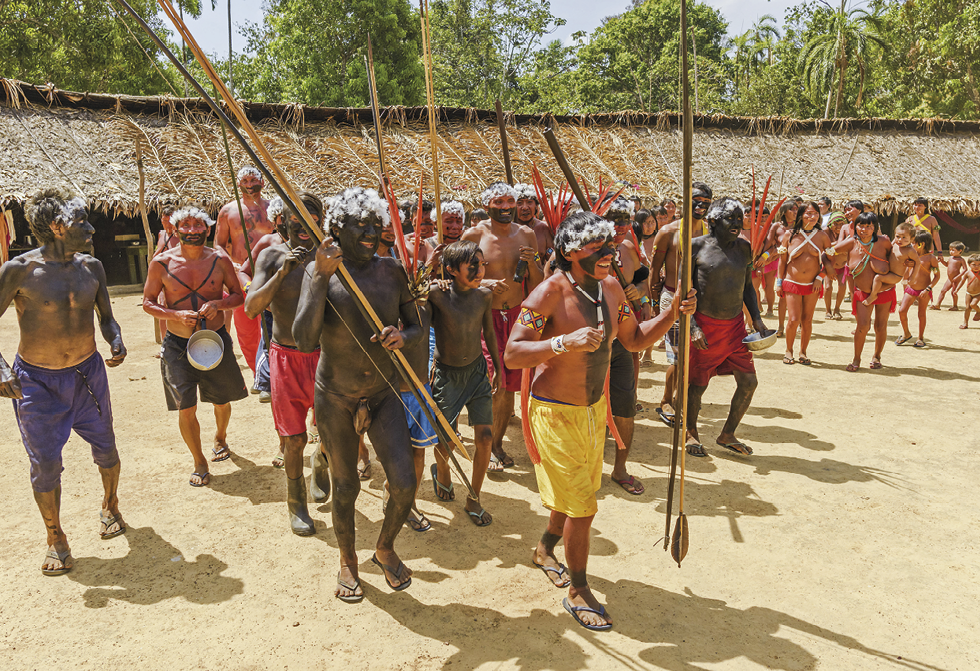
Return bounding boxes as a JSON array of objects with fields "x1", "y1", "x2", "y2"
[{"x1": 270, "y1": 342, "x2": 319, "y2": 437}]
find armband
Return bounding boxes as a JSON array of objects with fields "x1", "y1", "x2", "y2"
[
  {"x1": 639, "y1": 295, "x2": 651, "y2": 305},
  {"x1": 617, "y1": 302, "x2": 634, "y2": 323},
  {"x1": 825, "y1": 247, "x2": 837, "y2": 257},
  {"x1": 550, "y1": 335, "x2": 567, "y2": 354},
  {"x1": 534, "y1": 252, "x2": 542, "y2": 263},
  {"x1": 775, "y1": 278, "x2": 783, "y2": 288},
  {"x1": 518, "y1": 306, "x2": 547, "y2": 333},
  {"x1": 777, "y1": 246, "x2": 788, "y2": 255},
  {"x1": 762, "y1": 251, "x2": 770, "y2": 260}
]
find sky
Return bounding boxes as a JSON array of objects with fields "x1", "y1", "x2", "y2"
[{"x1": 184, "y1": 0, "x2": 800, "y2": 58}]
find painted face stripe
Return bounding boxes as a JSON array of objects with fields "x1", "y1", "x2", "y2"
[{"x1": 518, "y1": 307, "x2": 547, "y2": 333}]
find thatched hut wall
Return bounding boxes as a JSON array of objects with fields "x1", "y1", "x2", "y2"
[{"x1": 2, "y1": 78, "x2": 978, "y2": 219}]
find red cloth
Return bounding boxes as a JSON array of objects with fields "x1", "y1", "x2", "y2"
[
  {"x1": 905, "y1": 286, "x2": 933, "y2": 299},
  {"x1": 482, "y1": 305, "x2": 522, "y2": 393},
  {"x1": 852, "y1": 286, "x2": 897, "y2": 315},
  {"x1": 270, "y1": 342, "x2": 319, "y2": 437},
  {"x1": 688, "y1": 312, "x2": 755, "y2": 387},
  {"x1": 232, "y1": 303, "x2": 261, "y2": 374},
  {"x1": 783, "y1": 279, "x2": 824, "y2": 298}
]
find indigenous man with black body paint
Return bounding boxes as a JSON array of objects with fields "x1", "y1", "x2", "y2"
[
  {"x1": 462, "y1": 181, "x2": 542, "y2": 471},
  {"x1": 0, "y1": 189, "x2": 127, "y2": 576},
  {"x1": 293, "y1": 187, "x2": 422, "y2": 602},
  {"x1": 143, "y1": 207, "x2": 248, "y2": 486},
  {"x1": 428, "y1": 240, "x2": 499, "y2": 526},
  {"x1": 244, "y1": 193, "x2": 323, "y2": 535},
  {"x1": 685, "y1": 198, "x2": 768, "y2": 458},
  {"x1": 505, "y1": 212, "x2": 695, "y2": 632},
  {"x1": 215, "y1": 167, "x2": 274, "y2": 378},
  {"x1": 515, "y1": 183, "x2": 554, "y2": 258},
  {"x1": 648, "y1": 182, "x2": 712, "y2": 427}
]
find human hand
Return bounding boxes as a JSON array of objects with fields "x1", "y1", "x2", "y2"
[
  {"x1": 623, "y1": 284, "x2": 640, "y2": 303},
  {"x1": 197, "y1": 302, "x2": 219, "y2": 321},
  {"x1": 483, "y1": 279, "x2": 508, "y2": 295},
  {"x1": 430, "y1": 279, "x2": 452, "y2": 292},
  {"x1": 282, "y1": 245, "x2": 309, "y2": 275},
  {"x1": 105, "y1": 338, "x2": 127, "y2": 367},
  {"x1": 314, "y1": 236, "x2": 343, "y2": 278},
  {"x1": 753, "y1": 319, "x2": 768, "y2": 335},
  {"x1": 491, "y1": 370, "x2": 501, "y2": 394},
  {"x1": 640, "y1": 304, "x2": 653, "y2": 322},
  {"x1": 563, "y1": 327, "x2": 605, "y2": 353},
  {"x1": 0, "y1": 359, "x2": 23, "y2": 399},
  {"x1": 429, "y1": 244, "x2": 446, "y2": 268},
  {"x1": 518, "y1": 246, "x2": 536, "y2": 263},
  {"x1": 672, "y1": 288, "x2": 697, "y2": 317},
  {"x1": 175, "y1": 310, "x2": 199, "y2": 328},
  {"x1": 371, "y1": 326, "x2": 404, "y2": 350}
]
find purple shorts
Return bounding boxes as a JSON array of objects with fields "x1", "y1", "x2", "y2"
[{"x1": 12, "y1": 352, "x2": 118, "y2": 492}]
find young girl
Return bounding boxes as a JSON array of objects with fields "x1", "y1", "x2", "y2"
[
  {"x1": 896, "y1": 232, "x2": 941, "y2": 347},
  {"x1": 959, "y1": 254, "x2": 980, "y2": 327}
]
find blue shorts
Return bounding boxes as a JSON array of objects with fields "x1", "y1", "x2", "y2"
[
  {"x1": 400, "y1": 384, "x2": 438, "y2": 449},
  {"x1": 12, "y1": 352, "x2": 118, "y2": 492}
]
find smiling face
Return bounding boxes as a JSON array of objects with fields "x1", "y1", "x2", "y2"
[
  {"x1": 335, "y1": 213, "x2": 381, "y2": 264},
  {"x1": 487, "y1": 195, "x2": 516, "y2": 224},
  {"x1": 801, "y1": 204, "x2": 820, "y2": 230},
  {"x1": 692, "y1": 196, "x2": 711, "y2": 220},
  {"x1": 570, "y1": 238, "x2": 616, "y2": 281},
  {"x1": 608, "y1": 212, "x2": 632, "y2": 244},
  {"x1": 238, "y1": 174, "x2": 264, "y2": 197},
  {"x1": 177, "y1": 216, "x2": 209, "y2": 247},
  {"x1": 516, "y1": 197, "x2": 537, "y2": 224},
  {"x1": 843, "y1": 204, "x2": 859, "y2": 222},
  {"x1": 285, "y1": 211, "x2": 317, "y2": 248},
  {"x1": 416, "y1": 209, "x2": 434, "y2": 239}
]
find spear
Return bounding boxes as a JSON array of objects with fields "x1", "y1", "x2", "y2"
[
  {"x1": 116, "y1": 0, "x2": 479, "y2": 495},
  {"x1": 419, "y1": 0, "x2": 444, "y2": 244}
]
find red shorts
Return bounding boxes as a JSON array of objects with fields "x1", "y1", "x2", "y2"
[
  {"x1": 688, "y1": 312, "x2": 755, "y2": 387},
  {"x1": 783, "y1": 279, "x2": 823, "y2": 298},
  {"x1": 232, "y1": 303, "x2": 261, "y2": 374},
  {"x1": 270, "y1": 342, "x2": 319, "y2": 437},
  {"x1": 482, "y1": 305, "x2": 522, "y2": 393},
  {"x1": 852, "y1": 287, "x2": 897, "y2": 315}
]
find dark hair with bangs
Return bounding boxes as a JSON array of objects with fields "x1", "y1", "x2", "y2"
[{"x1": 442, "y1": 240, "x2": 481, "y2": 272}]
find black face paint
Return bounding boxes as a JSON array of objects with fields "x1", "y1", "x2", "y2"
[
  {"x1": 692, "y1": 198, "x2": 711, "y2": 220},
  {"x1": 379, "y1": 236, "x2": 395, "y2": 248},
  {"x1": 242, "y1": 184, "x2": 263, "y2": 196},
  {"x1": 578, "y1": 242, "x2": 615, "y2": 278},
  {"x1": 336, "y1": 216, "x2": 380, "y2": 264},
  {"x1": 179, "y1": 232, "x2": 206, "y2": 246},
  {"x1": 466, "y1": 258, "x2": 481, "y2": 281},
  {"x1": 710, "y1": 217, "x2": 741, "y2": 244},
  {"x1": 487, "y1": 206, "x2": 515, "y2": 224}
]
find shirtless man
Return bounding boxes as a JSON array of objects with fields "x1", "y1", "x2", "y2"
[
  {"x1": 515, "y1": 183, "x2": 553, "y2": 258},
  {"x1": 906, "y1": 198, "x2": 943, "y2": 263},
  {"x1": 776, "y1": 201, "x2": 835, "y2": 365},
  {"x1": 686, "y1": 198, "x2": 768, "y2": 458},
  {"x1": 605, "y1": 198, "x2": 651, "y2": 495},
  {"x1": 0, "y1": 190, "x2": 127, "y2": 576},
  {"x1": 293, "y1": 187, "x2": 423, "y2": 601},
  {"x1": 648, "y1": 182, "x2": 712, "y2": 427},
  {"x1": 244, "y1": 193, "x2": 323, "y2": 535},
  {"x1": 215, "y1": 167, "x2": 274, "y2": 377},
  {"x1": 505, "y1": 212, "x2": 695, "y2": 631},
  {"x1": 143, "y1": 208, "x2": 248, "y2": 486},
  {"x1": 152, "y1": 205, "x2": 180, "y2": 342},
  {"x1": 831, "y1": 212, "x2": 897, "y2": 371},
  {"x1": 462, "y1": 182, "x2": 542, "y2": 470}
]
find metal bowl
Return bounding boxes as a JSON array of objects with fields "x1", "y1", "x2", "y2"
[
  {"x1": 187, "y1": 328, "x2": 225, "y2": 370},
  {"x1": 743, "y1": 329, "x2": 777, "y2": 352}
]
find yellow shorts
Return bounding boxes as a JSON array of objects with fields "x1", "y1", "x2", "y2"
[{"x1": 529, "y1": 394, "x2": 606, "y2": 518}]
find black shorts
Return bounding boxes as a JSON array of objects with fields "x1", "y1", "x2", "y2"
[
  {"x1": 161, "y1": 327, "x2": 249, "y2": 410},
  {"x1": 609, "y1": 339, "x2": 636, "y2": 418},
  {"x1": 431, "y1": 357, "x2": 494, "y2": 428}
]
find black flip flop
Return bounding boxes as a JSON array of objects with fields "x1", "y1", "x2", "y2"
[
  {"x1": 189, "y1": 471, "x2": 211, "y2": 487},
  {"x1": 431, "y1": 463, "x2": 454, "y2": 501},
  {"x1": 211, "y1": 445, "x2": 231, "y2": 462},
  {"x1": 371, "y1": 554, "x2": 412, "y2": 591},
  {"x1": 335, "y1": 573, "x2": 364, "y2": 603}
]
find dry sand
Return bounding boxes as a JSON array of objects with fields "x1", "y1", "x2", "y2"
[{"x1": 1, "y1": 289, "x2": 977, "y2": 670}]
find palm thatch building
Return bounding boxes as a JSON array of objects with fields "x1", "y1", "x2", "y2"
[{"x1": 2, "y1": 79, "x2": 978, "y2": 281}]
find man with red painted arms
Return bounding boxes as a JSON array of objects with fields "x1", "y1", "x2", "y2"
[
  {"x1": 0, "y1": 190, "x2": 127, "y2": 576},
  {"x1": 143, "y1": 207, "x2": 248, "y2": 486},
  {"x1": 505, "y1": 212, "x2": 695, "y2": 631},
  {"x1": 685, "y1": 198, "x2": 768, "y2": 458},
  {"x1": 215, "y1": 166, "x2": 274, "y2": 377},
  {"x1": 462, "y1": 181, "x2": 542, "y2": 470}
]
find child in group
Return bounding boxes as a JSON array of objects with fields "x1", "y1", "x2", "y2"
[
  {"x1": 958, "y1": 254, "x2": 980, "y2": 328},
  {"x1": 896, "y1": 231, "x2": 940, "y2": 347},
  {"x1": 427, "y1": 240, "x2": 499, "y2": 527},
  {"x1": 931, "y1": 241, "x2": 967, "y2": 310},
  {"x1": 862, "y1": 222, "x2": 917, "y2": 306}
]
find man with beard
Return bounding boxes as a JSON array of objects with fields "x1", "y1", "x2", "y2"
[
  {"x1": 462, "y1": 182, "x2": 542, "y2": 470},
  {"x1": 143, "y1": 207, "x2": 248, "y2": 485},
  {"x1": 244, "y1": 193, "x2": 323, "y2": 535},
  {"x1": 505, "y1": 212, "x2": 695, "y2": 631},
  {"x1": 515, "y1": 183, "x2": 553, "y2": 258},
  {"x1": 0, "y1": 189, "x2": 127, "y2": 576},
  {"x1": 215, "y1": 167, "x2": 274, "y2": 379},
  {"x1": 685, "y1": 198, "x2": 767, "y2": 458},
  {"x1": 604, "y1": 198, "x2": 652, "y2": 495},
  {"x1": 648, "y1": 182, "x2": 712, "y2": 427},
  {"x1": 293, "y1": 187, "x2": 423, "y2": 601}
]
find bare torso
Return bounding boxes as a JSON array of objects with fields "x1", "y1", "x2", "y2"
[
  {"x1": 216, "y1": 197, "x2": 273, "y2": 265},
  {"x1": 148, "y1": 247, "x2": 238, "y2": 337},
  {"x1": 429, "y1": 285, "x2": 493, "y2": 367},
  {"x1": 462, "y1": 222, "x2": 537, "y2": 309},
  {"x1": 781, "y1": 227, "x2": 833, "y2": 283}
]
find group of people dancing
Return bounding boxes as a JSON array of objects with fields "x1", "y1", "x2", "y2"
[{"x1": 0, "y1": 166, "x2": 957, "y2": 632}]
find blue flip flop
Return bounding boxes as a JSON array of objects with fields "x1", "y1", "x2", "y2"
[
  {"x1": 431, "y1": 463, "x2": 454, "y2": 501},
  {"x1": 562, "y1": 597, "x2": 612, "y2": 632}
]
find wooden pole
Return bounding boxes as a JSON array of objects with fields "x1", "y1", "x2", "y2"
[
  {"x1": 495, "y1": 100, "x2": 513, "y2": 185},
  {"x1": 420, "y1": 0, "x2": 443, "y2": 244},
  {"x1": 134, "y1": 140, "x2": 154, "y2": 272}
]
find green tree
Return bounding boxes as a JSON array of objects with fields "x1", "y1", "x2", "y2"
[
  {"x1": 574, "y1": 0, "x2": 728, "y2": 113},
  {"x1": 749, "y1": 14, "x2": 780, "y2": 67},
  {"x1": 236, "y1": 0, "x2": 424, "y2": 106},
  {"x1": 513, "y1": 35, "x2": 582, "y2": 114}
]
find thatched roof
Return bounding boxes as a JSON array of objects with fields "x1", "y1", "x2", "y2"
[{"x1": 2, "y1": 78, "x2": 979, "y2": 218}]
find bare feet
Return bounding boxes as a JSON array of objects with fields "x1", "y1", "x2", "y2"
[
  {"x1": 565, "y1": 585, "x2": 613, "y2": 629},
  {"x1": 862, "y1": 291, "x2": 880, "y2": 306},
  {"x1": 531, "y1": 547, "x2": 570, "y2": 587},
  {"x1": 356, "y1": 458, "x2": 371, "y2": 480},
  {"x1": 272, "y1": 450, "x2": 284, "y2": 469},
  {"x1": 960, "y1": 323, "x2": 968, "y2": 329}
]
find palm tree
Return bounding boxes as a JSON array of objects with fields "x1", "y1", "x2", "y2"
[
  {"x1": 750, "y1": 14, "x2": 780, "y2": 67},
  {"x1": 800, "y1": 0, "x2": 886, "y2": 118},
  {"x1": 731, "y1": 30, "x2": 755, "y2": 94}
]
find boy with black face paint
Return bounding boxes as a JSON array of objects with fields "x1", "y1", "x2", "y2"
[
  {"x1": 428, "y1": 240, "x2": 499, "y2": 526},
  {"x1": 244, "y1": 193, "x2": 323, "y2": 536},
  {"x1": 462, "y1": 181, "x2": 543, "y2": 471},
  {"x1": 293, "y1": 187, "x2": 423, "y2": 602},
  {"x1": 0, "y1": 189, "x2": 127, "y2": 577},
  {"x1": 143, "y1": 208, "x2": 249, "y2": 486},
  {"x1": 685, "y1": 198, "x2": 767, "y2": 458}
]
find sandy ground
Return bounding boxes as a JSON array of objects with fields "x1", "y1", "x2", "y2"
[{"x1": 1, "y1": 283, "x2": 978, "y2": 671}]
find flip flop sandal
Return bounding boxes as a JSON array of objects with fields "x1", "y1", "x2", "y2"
[
  {"x1": 532, "y1": 560, "x2": 571, "y2": 588},
  {"x1": 846, "y1": 363, "x2": 859, "y2": 372},
  {"x1": 466, "y1": 507, "x2": 492, "y2": 527},
  {"x1": 430, "y1": 463, "x2": 454, "y2": 501},
  {"x1": 562, "y1": 597, "x2": 612, "y2": 632},
  {"x1": 895, "y1": 335, "x2": 913, "y2": 345},
  {"x1": 335, "y1": 574, "x2": 364, "y2": 603},
  {"x1": 407, "y1": 509, "x2": 432, "y2": 533},
  {"x1": 783, "y1": 355, "x2": 795, "y2": 365},
  {"x1": 798, "y1": 356, "x2": 812, "y2": 366},
  {"x1": 495, "y1": 452, "x2": 515, "y2": 468},
  {"x1": 357, "y1": 460, "x2": 372, "y2": 481},
  {"x1": 371, "y1": 554, "x2": 412, "y2": 591},
  {"x1": 612, "y1": 475, "x2": 645, "y2": 495},
  {"x1": 272, "y1": 452, "x2": 285, "y2": 469},
  {"x1": 655, "y1": 407, "x2": 675, "y2": 427},
  {"x1": 913, "y1": 340, "x2": 926, "y2": 348},
  {"x1": 685, "y1": 443, "x2": 707, "y2": 457},
  {"x1": 189, "y1": 471, "x2": 211, "y2": 487},
  {"x1": 718, "y1": 441, "x2": 753, "y2": 456},
  {"x1": 41, "y1": 549, "x2": 73, "y2": 576},
  {"x1": 487, "y1": 454, "x2": 506, "y2": 473},
  {"x1": 211, "y1": 445, "x2": 231, "y2": 462},
  {"x1": 870, "y1": 360, "x2": 883, "y2": 369},
  {"x1": 99, "y1": 511, "x2": 126, "y2": 540}
]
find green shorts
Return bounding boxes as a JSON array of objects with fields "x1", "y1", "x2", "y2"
[{"x1": 431, "y1": 357, "x2": 494, "y2": 428}]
